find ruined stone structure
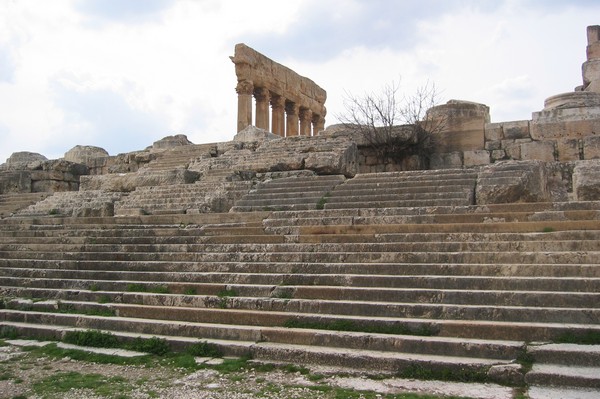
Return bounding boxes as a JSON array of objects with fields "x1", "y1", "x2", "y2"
[{"x1": 231, "y1": 43, "x2": 327, "y2": 137}]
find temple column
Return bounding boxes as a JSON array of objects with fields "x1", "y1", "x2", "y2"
[
  {"x1": 254, "y1": 87, "x2": 270, "y2": 130},
  {"x1": 285, "y1": 101, "x2": 299, "y2": 137},
  {"x1": 299, "y1": 108, "x2": 313, "y2": 136},
  {"x1": 312, "y1": 114, "x2": 326, "y2": 136},
  {"x1": 270, "y1": 94, "x2": 286, "y2": 136},
  {"x1": 235, "y1": 80, "x2": 254, "y2": 132}
]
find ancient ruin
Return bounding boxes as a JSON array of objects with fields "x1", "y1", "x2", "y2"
[
  {"x1": 231, "y1": 43, "x2": 327, "y2": 136},
  {"x1": 1, "y1": 26, "x2": 600, "y2": 397}
]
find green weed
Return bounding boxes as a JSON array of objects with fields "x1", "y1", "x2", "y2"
[{"x1": 187, "y1": 341, "x2": 222, "y2": 358}]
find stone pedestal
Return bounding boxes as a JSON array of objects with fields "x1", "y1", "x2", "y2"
[{"x1": 427, "y1": 100, "x2": 489, "y2": 153}]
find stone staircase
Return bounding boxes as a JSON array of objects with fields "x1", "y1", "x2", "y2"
[
  {"x1": 0, "y1": 192, "x2": 52, "y2": 217},
  {"x1": 0, "y1": 169, "x2": 599, "y2": 394},
  {"x1": 231, "y1": 174, "x2": 346, "y2": 212},
  {"x1": 114, "y1": 181, "x2": 254, "y2": 215},
  {"x1": 323, "y1": 169, "x2": 477, "y2": 209},
  {"x1": 143, "y1": 143, "x2": 217, "y2": 171}
]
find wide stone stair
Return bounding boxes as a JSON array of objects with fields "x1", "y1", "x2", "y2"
[
  {"x1": 231, "y1": 174, "x2": 345, "y2": 212},
  {"x1": 323, "y1": 169, "x2": 477, "y2": 209},
  {"x1": 1, "y1": 197, "x2": 600, "y2": 392},
  {"x1": 0, "y1": 192, "x2": 52, "y2": 217}
]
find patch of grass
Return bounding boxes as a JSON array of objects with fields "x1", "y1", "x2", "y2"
[
  {"x1": 542, "y1": 226, "x2": 555, "y2": 233},
  {"x1": 152, "y1": 285, "x2": 170, "y2": 294},
  {"x1": 271, "y1": 288, "x2": 294, "y2": 299},
  {"x1": 556, "y1": 330, "x2": 600, "y2": 345},
  {"x1": 0, "y1": 372, "x2": 13, "y2": 380},
  {"x1": 217, "y1": 289, "x2": 238, "y2": 298},
  {"x1": 127, "y1": 283, "x2": 149, "y2": 292},
  {"x1": 64, "y1": 330, "x2": 119, "y2": 348},
  {"x1": 97, "y1": 295, "x2": 111, "y2": 304},
  {"x1": 208, "y1": 356, "x2": 251, "y2": 374},
  {"x1": 397, "y1": 364, "x2": 488, "y2": 384},
  {"x1": 316, "y1": 192, "x2": 331, "y2": 210},
  {"x1": 89, "y1": 283, "x2": 100, "y2": 292},
  {"x1": 187, "y1": 341, "x2": 222, "y2": 358},
  {"x1": 283, "y1": 364, "x2": 310, "y2": 375},
  {"x1": 48, "y1": 208, "x2": 60, "y2": 216},
  {"x1": 130, "y1": 336, "x2": 170, "y2": 356},
  {"x1": 516, "y1": 350, "x2": 535, "y2": 373},
  {"x1": 283, "y1": 318, "x2": 435, "y2": 336},
  {"x1": 32, "y1": 371, "x2": 131, "y2": 397},
  {"x1": 183, "y1": 287, "x2": 198, "y2": 295},
  {"x1": 0, "y1": 326, "x2": 19, "y2": 340},
  {"x1": 28, "y1": 343, "x2": 153, "y2": 367}
]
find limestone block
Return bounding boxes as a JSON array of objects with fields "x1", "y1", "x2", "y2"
[
  {"x1": 429, "y1": 152, "x2": 463, "y2": 169},
  {"x1": 487, "y1": 364, "x2": 524, "y2": 386},
  {"x1": 233, "y1": 125, "x2": 279, "y2": 143},
  {"x1": 5, "y1": 152, "x2": 47, "y2": 170},
  {"x1": 80, "y1": 169, "x2": 200, "y2": 192},
  {"x1": 484, "y1": 123, "x2": 503, "y2": 141},
  {"x1": 573, "y1": 160, "x2": 600, "y2": 200},
  {"x1": 0, "y1": 171, "x2": 32, "y2": 194},
  {"x1": 32, "y1": 180, "x2": 74, "y2": 192},
  {"x1": 151, "y1": 134, "x2": 193, "y2": 151},
  {"x1": 588, "y1": 42, "x2": 600, "y2": 60},
  {"x1": 64, "y1": 145, "x2": 109, "y2": 164},
  {"x1": 428, "y1": 100, "x2": 489, "y2": 153},
  {"x1": 556, "y1": 138, "x2": 581, "y2": 161},
  {"x1": 502, "y1": 141, "x2": 521, "y2": 160},
  {"x1": 583, "y1": 136, "x2": 600, "y2": 159},
  {"x1": 491, "y1": 150, "x2": 506, "y2": 161},
  {"x1": 476, "y1": 160, "x2": 551, "y2": 204},
  {"x1": 503, "y1": 120, "x2": 530, "y2": 140},
  {"x1": 583, "y1": 59, "x2": 600, "y2": 87},
  {"x1": 531, "y1": 101, "x2": 600, "y2": 141},
  {"x1": 72, "y1": 202, "x2": 114, "y2": 217},
  {"x1": 463, "y1": 150, "x2": 490, "y2": 167},
  {"x1": 485, "y1": 140, "x2": 501, "y2": 151},
  {"x1": 520, "y1": 141, "x2": 555, "y2": 162}
]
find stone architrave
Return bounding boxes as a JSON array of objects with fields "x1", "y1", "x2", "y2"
[{"x1": 231, "y1": 44, "x2": 326, "y2": 136}]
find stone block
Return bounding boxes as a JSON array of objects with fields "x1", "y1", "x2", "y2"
[
  {"x1": 556, "y1": 138, "x2": 581, "y2": 161},
  {"x1": 485, "y1": 140, "x2": 501, "y2": 151},
  {"x1": 80, "y1": 169, "x2": 200, "y2": 192},
  {"x1": 491, "y1": 150, "x2": 506, "y2": 161},
  {"x1": 588, "y1": 42, "x2": 600, "y2": 60},
  {"x1": 531, "y1": 105, "x2": 600, "y2": 140},
  {"x1": 485, "y1": 123, "x2": 503, "y2": 141},
  {"x1": 428, "y1": 100, "x2": 489, "y2": 153},
  {"x1": 0, "y1": 171, "x2": 31, "y2": 194},
  {"x1": 583, "y1": 136, "x2": 600, "y2": 159},
  {"x1": 503, "y1": 120, "x2": 530, "y2": 140},
  {"x1": 476, "y1": 160, "x2": 551, "y2": 204},
  {"x1": 520, "y1": 141, "x2": 555, "y2": 162},
  {"x1": 573, "y1": 160, "x2": 600, "y2": 200},
  {"x1": 463, "y1": 150, "x2": 490, "y2": 167},
  {"x1": 430, "y1": 152, "x2": 463, "y2": 169},
  {"x1": 503, "y1": 142, "x2": 521, "y2": 160},
  {"x1": 64, "y1": 145, "x2": 109, "y2": 165}
]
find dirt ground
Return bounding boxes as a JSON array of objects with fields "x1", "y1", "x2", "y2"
[{"x1": 0, "y1": 343, "x2": 517, "y2": 399}]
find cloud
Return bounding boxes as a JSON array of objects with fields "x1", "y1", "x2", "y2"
[
  {"x1": 237, "y1": 0, "x2": 503, "y2": 62},
  {"x1": 74, "y1": 0, "x2": 176, "y2": 25},
  {"x1": 0, "y1": 46, "x2": 15, "y2": 83},
  {"x1": 51, "y1": 79, "x2": 171, "y2": 156}
]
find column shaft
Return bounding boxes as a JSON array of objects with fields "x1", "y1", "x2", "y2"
[
  {"x1": 270, "y1": 95, "x2": 286, "y2": 136},
  {"x1": 235, "y1": 80, "x2": 254, "y2": 132},
  {"x1": 285, "y1": 101, "x2": 299, "y2": 137},
  {"x1": 254, "y1": 87, "x2": 270, "y2": 131}
]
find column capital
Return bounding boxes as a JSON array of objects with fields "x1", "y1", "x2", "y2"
[
  {"x1": 235, "y1": 80, "x2": 254, "y2": 95},
  {"x1": 253, "y1": 87, "x2": 271, "y2": 102}
]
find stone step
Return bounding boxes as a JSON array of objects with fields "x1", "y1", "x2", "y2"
[
  {"x1": 240, "y1": 191, "x2": 333, "y2": 201},
  {"x1": 4, "y1": 238, "x2": 600, "y2": 254},
  {"x1": 2, "y1": 259, "x2": 596, "y2": 278},
  {"x1": 349, "y1": 169, "x2": 477, "y2": 180},
  {"x1": 3, "y1": 283, "x2": 600, "y2": 325},
  {"x1": 0, "y1": 249, "x2": 597, "y2": 265},
  {"x1": 526, "y1": 364, "x2": 600, "y2": 389},
  {"x1": 329, "y1": 184, "x2": 475, "y2": 196},
  {"x1": 324, "y1": 198, "x2": 473, "y2": 209},
  {"x1": 332, "y1": 179, "x2": 476, "y2": 191},
  {"x1": 233, "y1": 196, "x2": 324, "y2": 207},
  {"x1": 528, "y1": 343, "x2": 600, "y2": 367},
  {"x1": 528, "y1": 385, "x2": 600, "y2": 399},
  {"x1": 324, "y1": 191, "x2": 471, "y2": 204}
]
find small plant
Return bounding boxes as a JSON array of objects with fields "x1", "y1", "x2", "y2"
[
  {"x1": 152, "y1": 285, "x2": 170, "y2": 294},
  {"x1": 316, "y1": 192, "x2": 330, "y2": 210},
  {"x1": 127, "y1": 283, "x2": 148, "y2": 292},
  {"x1": 542, "y1": 226, "x2": 555, "y2": 233},
  {"x1": 131, "y1": 337, "x2": 170, "y2": 356},
  {"x1": 97, "y1": 295, "x2": 111, "y2": 304},
  {"x1": 187, "y1": 341, "x2": 222, "y2": 358},
  {"x1": 183, "y1": 287, "x2": 198, "y2": 295},
  {"x1": 217, "y1": 289, "x2": 238, "y2": 298},
  {"x1": 63, "y1": 330, "x2": 119, "y2": 348},
  {"x1": 48, "y1": 208, "x2": 60, "y2": 215},
  {"x1": 0, "y1": 326, "x2": 18, "y2": 340},
  {"x1": 89, "y1": 283, "x2": 100, "y2": 292}
]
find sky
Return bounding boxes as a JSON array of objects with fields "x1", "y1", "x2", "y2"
[{"x1": 1, "y1": 0, "x2": 599, "y2": 164}]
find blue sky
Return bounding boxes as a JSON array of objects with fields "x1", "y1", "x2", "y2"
[{"x1": 1, "y1": 0, "x2": 599, "y2": 163}]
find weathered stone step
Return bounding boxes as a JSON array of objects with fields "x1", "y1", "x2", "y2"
[
  {"x1": 234, "y1": 196, "x2": 324, "y2": 207},
  {"x1": 240, "y1": 191, "x2": 332, "y2": 201},
  {"x1": 332, "y1": 179, "x2": 476, "y2": 192},
  {"x1": 231, "y1": 203, "x2": 319, "y2": 212},
  {"x1": 1, "y1": 249, "x2": 597, "y2": 264},
  {"x1": 349, "y1": 169, "x2": 477, "y2": 180},
  {"x1": 3, "y1": 259, "x2": 597, "y2": 278},
  {"x1": 2, "y1": 270, "x2": 600, "y2": 294},
  {"x1": 528, "y1": 343, "x2": 600, "y2": 367},
  {"x1": 4, "y1": 239, "x2": 600, "y2": 254},
  {"x1": 324, "y1": 198, "x2": 473, "y2": 209},
  {"x1": 0, "y1": 309, "x2": 523, "y2": 361},
  {"x1": 329, "y1": 184, "x2": 474, "y2": 196},
  {"x1": 526, "y1": 364, "x2": 600, "y2": 389},
  {"x1": 324, "y1": 191, "x2": 470, "y2": 204}
]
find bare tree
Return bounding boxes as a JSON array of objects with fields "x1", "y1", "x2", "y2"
[{"x1": 338, "y1": 81, "x2": 445, "y2": 167}]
